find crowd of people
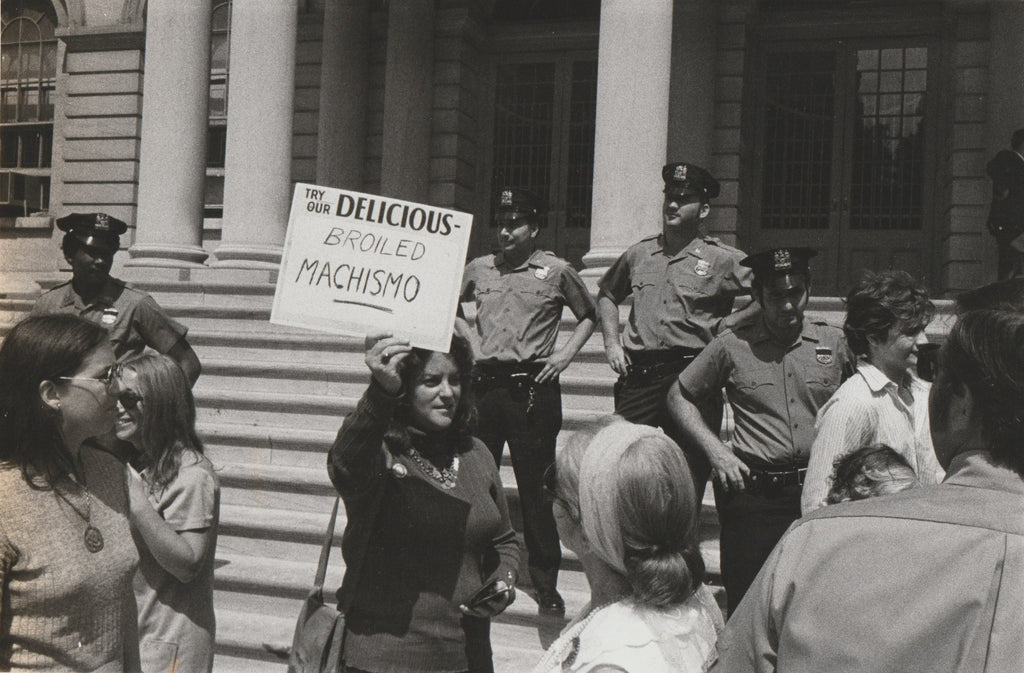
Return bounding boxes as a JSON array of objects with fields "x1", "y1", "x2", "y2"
[{"x1": 0, "y1": 161, "x2": 1021, "y2": 672}]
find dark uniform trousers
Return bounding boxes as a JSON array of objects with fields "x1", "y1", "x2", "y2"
[
  {"x1": 613, "y1": 348, "x2": 720, "y2": 499},
  {"x1": 714, "y1": 472, "x2": 803, "y2": 615},
  {"x1": 473, "y1": 365, "x2": 561, "y2": 593}
]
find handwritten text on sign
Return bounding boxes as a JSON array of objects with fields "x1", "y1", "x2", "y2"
[{"x1": 271, "y1": 184, "x2": 473, "y2": 351}]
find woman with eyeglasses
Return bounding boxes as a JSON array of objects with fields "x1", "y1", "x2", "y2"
[
  {"x1": 328, "y1": 333, "x2": 519, "y2": 673},
  {"x1": 801, "y1": 270, "x2": 940, "y2": 514},
  {"x1": 0, "y1": 314, "x2": 140, "y2": 671},
  {"x1": 534, "y1": 418, "x2": 723, "y2": 673},
  {"x1": 114, "y1": 353, "x2": 219, "y2": 673}
]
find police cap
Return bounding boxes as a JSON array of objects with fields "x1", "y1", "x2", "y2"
[
  {"x1": 56, "y1": 212, "x2": 127, "y2": 251},
  {"x1": 662, "y1": 162, "x2": 720, "y2": 200},
  {"x1": 741, "y1": 247, "x2": 817, "y2": 289},
  {"x1": 495, "y1": 187, "x2": 545, "y2": 226}
]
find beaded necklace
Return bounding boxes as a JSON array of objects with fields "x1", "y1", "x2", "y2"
[
  {"x1": 406, "y1": 446, "x2": 459, "y2": 489},
  {"x1": 532, "y1": 600, "x2": 617, "y2": 671}
]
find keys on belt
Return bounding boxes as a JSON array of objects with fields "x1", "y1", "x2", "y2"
[
  {"x1": 473, "y1": 369, "x2": 541, "y2": 414},
  {"x1": 745, "y1": 466, "x2": 807, "y2": 497}
]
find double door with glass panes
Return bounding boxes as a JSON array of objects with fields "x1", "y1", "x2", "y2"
[{"x1": 745, "y1": 41, "x2": 938, "y2": 296}]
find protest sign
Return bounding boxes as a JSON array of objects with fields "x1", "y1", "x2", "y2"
[{"x1": 271, "y1": 184, "x2": 473, "y2": 351}]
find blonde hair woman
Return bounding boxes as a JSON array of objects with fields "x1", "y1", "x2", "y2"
[{"x1": 535, "y1": 419, "x2": 723, "y2": 673}]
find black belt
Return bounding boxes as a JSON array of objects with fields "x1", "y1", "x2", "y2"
[
  {"x1": 623, "y1": 348, "x2": 702, "y2": 383},
  {"x1": 473, "y1": 363, "x2": 551, "y2": 414},
  {"x1": 743, "y1": 463, "x2": 807, "y2": 497}
]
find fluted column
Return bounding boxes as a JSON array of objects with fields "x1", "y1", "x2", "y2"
[
  {"x1": 379, "y1": 0, "x2": 434, "y2": 202},
  {"x1": 128, "y1": 0, "x2": 211, "y2": 267},
  {"x1": 214, "y1": 0, "x2": 298, "y2": 268},
  {"x1": 582, "y1": 0, "x2": 674, "y2": 280},
  {"x1": 316, "y1": 0, "x2": 369, "y2": 190}
]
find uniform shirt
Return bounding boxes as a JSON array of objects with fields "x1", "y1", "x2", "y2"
[
  {"x1": 32, "y1": 277, "x2": 187, "y2": 360},
  {"x1": 598, "y1": 234, "x2": 752, "y2": 352},
  {"x1": 461, "y1": 249, "x2": 595, "y2": 364},
  {"x1": 712, "y1": 450, "x2": 1024, "y2": 673},
  {"x1": 135, "y1": 451, "x2": 219, "y2": 673},
  {"x1": 678, "y1": 318, "x2": 853, "y2": 465},
  {"x1": 801, "y1": 362, "x2": 943, "y2": 513}
]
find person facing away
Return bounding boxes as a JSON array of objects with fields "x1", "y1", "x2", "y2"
[
  {"x1": 711, "y1": 288, "x2": 1024, "y2": 673},
  {"x1": 985, "y1": 127, "x2": 1024, "y2": 280},
  {"x1": 533, "y1": 418, "x2": 723, "y2": 673},
  {"x1": 31, "y1": 212, "x2": 201, "y2": 386},
  {"x1": 596, "y1": 161, "x2": 757, "y2": 501},
  {"x1": 824, "y1": 444, "x2": 920, "y2": 505},
  {"x1": 667, "y1": 246, "x2": 854, "y2": 614},
  {"x1": 801, "y1": 269, "x2": 940, "y2": 514},
  {"x1": 0, "y1": 314, "x2": 140, "y2": 671},
  {"x1": 328, "y1": 333, "x2": 520, "y2": 673},
  {"x1": 457, "y1": 186, "x2": 596, "y2": 616},
  {"x1": 114, "y1": 353, "x2": 220, "y2": 673}
]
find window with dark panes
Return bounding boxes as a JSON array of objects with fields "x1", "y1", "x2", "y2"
[
  {"x1": 0, "y1": 0, "x2": 57, "y2": 218},
  {"x1": 489, "y1": 56, "x2": 597, "y2": 267}
]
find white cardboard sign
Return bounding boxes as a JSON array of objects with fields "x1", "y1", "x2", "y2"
[{"x1": 271, "y1": 184, "x2": 473, "y2": 351}]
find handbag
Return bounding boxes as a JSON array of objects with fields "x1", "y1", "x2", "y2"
[{"x1": 287, "y1": 496, "x2": 347, "y2": 673}]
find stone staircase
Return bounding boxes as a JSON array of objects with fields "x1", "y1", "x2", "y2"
[{"x1": 0, "y1": 279, "x2": 954, "y2": 672}]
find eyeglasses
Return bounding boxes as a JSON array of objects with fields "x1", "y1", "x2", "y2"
[
  {"x1": 916, "y1": 343, "x2": 942, "y2": 383},
  {"x1": 58, "y1": 365, "x2": 117, "y2": 394},
  {"x1": 542, "y1": 463, "x2": 580, "y2": 521},
  {"x1": 117, "y1": 390, "x2": 143, "y2": 410}
]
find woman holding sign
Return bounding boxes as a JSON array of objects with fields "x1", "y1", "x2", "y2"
[{"x1": 327, "y1": 333, "x2": 520, "y2": 673}]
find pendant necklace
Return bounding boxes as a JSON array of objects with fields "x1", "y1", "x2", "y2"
[
  {"x1": 406, "y1": 446, "x2": 459, "y2": 489},
  {"x1": 54, "y1": 477, "x2": 104, "y2": 553}
]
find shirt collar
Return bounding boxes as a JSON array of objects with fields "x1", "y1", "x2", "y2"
[
  {"x1": 943, "y1": 450, "x2": 1024, "y2": 496},
  {"x1": 750, "y1": 317, "x2": 820, "y2": 347},
  {"x1": 650, "y1": 234, "x2": 713, "y2": 261},
  {"x1": 496, "y1": 248, "x2": 546, "y2": 271},
  {"x1": 65, "y1": 276, "x2": 123, "y2": 310}
]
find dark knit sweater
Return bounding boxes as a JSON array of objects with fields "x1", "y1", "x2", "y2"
[{"x1": 327, "y1": 381, "x2": 519, "y2": 672}]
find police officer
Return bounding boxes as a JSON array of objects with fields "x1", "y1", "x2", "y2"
[
  {"x1": 458, "y1": 188, "x2": 596, "y2": 616},
  {"x1": 32, "y1": 212, "x2": 201, "y2": 386},
  {"x1": 597, "y1": 162, "x2": 757, "y2": 495},
  {"x1": 667, "y1": 247, "x2": 853, "y2": 613}
]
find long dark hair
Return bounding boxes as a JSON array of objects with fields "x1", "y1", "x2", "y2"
[
  {"x1": 119, "y1": 352, "x2": 205, "y2": 493},
  {"x1": 0, "y1": 314, "x2": 109, "y2": 488},
  {"x1": 383, "y1": 334, "x2": 477, "y2": 454},
  {"x1": 943, "y1": 309, "x2": 1024, "y2": 473}
]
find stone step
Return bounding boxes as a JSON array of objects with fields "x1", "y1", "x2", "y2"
[
  {"x1": 195, "y1": 391, "x2": 608, "y2": 438},
  {"x1": 195, "y1": 358, "x2": 615, "y2": 411}
]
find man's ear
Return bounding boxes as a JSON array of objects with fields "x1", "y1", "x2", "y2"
[
  {"x1": 698, "y1": 202, "x2": 711, "y2": 220},
  {"x1": 39, "y1": 379, "x2": 62, "y2": 413}
]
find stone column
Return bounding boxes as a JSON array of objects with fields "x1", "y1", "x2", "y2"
[
  {"x1": 128, "y1": 0, "x2": 212, "y2": 268},
  {"x1": 667, "y1": 0, "x2": 717, "y2": 167},
  {"x1": 582, "y1": 0, "x2": 674, "y2": 281},
  {"x1": 316, "y1": 0, "x2": 369, "y2": 190},
  {"x1": 981, "y1": 1, "x2": 1024, "y2": 282},
  {"x1": 379, "y1": 0, "x2": 434, "y2": 202},
  {"x1": 214, "y1": 0, "x2": 298, "y2": 268}
]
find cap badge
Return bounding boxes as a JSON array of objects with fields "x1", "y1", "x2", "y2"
[
  {"x1": 815, "y1": 347, "x2": 834, "y2": 365},
  {"x1": 772, "y1": 249, "x2": 793, "y2": 272},
  {"x1": 101, "y1": 308, "x2": 119, "y2": 325},
  {"x1": 95, "y1": 213, "x2": 111, "y2": 232},
  {"x1": 673, "y1": 164, "x2": 687, "y2": 181},
  {"x1": 694, "y1": 259, "x2": 710, "y2": 276},
  {"x1": 391, "y1": 462, "x2": 408, "y2": 478},
  {"x1": 500, "y1": 189, "x2": 513, "y2": 207},
  {"x1": 535, "y1": 266, "x2": 550, "y2": 280}
]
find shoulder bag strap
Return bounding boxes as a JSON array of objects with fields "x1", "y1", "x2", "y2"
[{"x1": 312, "y1": 496, "x2": 341, "y2": 603}]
